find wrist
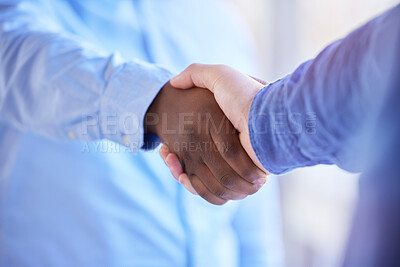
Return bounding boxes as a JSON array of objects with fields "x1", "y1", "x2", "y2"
[{"x1": 144, "y1": 81, "x2": 170, "y2": 137}]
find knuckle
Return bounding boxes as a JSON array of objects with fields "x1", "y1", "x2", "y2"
[
  {"x1": 221, "y1": 142, "x2": 239, "y2": 158},
  {"x1": 215, "y1": 64, "x2": 229, "y2": 72},
  {"x1": 248, "y1": 182, "x2": 263, "y2": 195},
  {"x1": 211, "y1": 186, "x2": 228, "y2": 199},
  {"x1": 241, "y1": 168, "x2": 258, "y2": 182},
  {"x1": 215, "y1": 65, "x2": 234, "y2": 78},
  {"x1": 197, "y1": 188, "x2": 227, "y2": 205},
  {"x1": 189, "y1": 63, "x2": 200, "y2": 69},
  {"x1": 249, "y1": 185, "x2": 260, "y2": 195},
  {"x1": 198, "y1": 189, "x2": 210, "y2": 201},
  {"x1": 219, "y1": 173, "x2": 236, "y2": 188}
]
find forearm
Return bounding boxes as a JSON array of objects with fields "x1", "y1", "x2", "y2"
[
  {"x1": 0, "y1": 1, "x2": 173, "y2": 151},
  {"x1": 249, "y1": 5, "x2": 400, "y2": 174}
]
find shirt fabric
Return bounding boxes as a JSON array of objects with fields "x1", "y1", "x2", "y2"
[
  {"x1": 0, "y1": 0, "x2": 284, "y2": 266},
  {"x1": 249, "y1": 5, "x2": 400, "y2": 175},
  {"x1": 248, "y1": 4, "x2": 400, "y2": 266}
]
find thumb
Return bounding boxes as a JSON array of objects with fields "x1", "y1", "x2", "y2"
[{"x1": 171, "y1": 64, "x2": 221, "y2": 93}]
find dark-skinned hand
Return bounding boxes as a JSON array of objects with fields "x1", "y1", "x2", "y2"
[{"x1": 145, "y1": 81, "x2": 266, "y2": 205}]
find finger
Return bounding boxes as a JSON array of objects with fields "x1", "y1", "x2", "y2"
[
  {"x1": 209, "y1": 116, "x2": 267, "y2": 186},
  {"x1": 190, "y1": 162, "x2": 247, "y2": 200},
  {"x1": 159, "y1": 148, "x2": 182, "y2": 181},
  {"x1": 165, "y1": 153, "x2": 184, "y2": 181},
  {"x1": 178, "y1": 173, "x2": 199, "y2": 195},
  {"x1": 159, "y1": 145, "x2": 170, "y2": 161},
  {"x1": 171, "y1": 63, "x2": 222, "y2": 92},
  {"x1": 203, "y1": 146, "x2": 263, "y2": 195},
  {"x1": 189, "y1": 175, "x2": 228, "y2": 205}
]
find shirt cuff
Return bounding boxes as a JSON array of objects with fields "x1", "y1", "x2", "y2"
[
  {"x1": 99, "y1": 59, "x2": 174, "y2": 152},
  {"x1": 248, "y1": 75, "x2": 318, "y2": 175}
]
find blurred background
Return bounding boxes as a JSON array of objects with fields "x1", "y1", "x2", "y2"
[{"x1": 231, "y1": 0, "x2": 398, "y2": 266}]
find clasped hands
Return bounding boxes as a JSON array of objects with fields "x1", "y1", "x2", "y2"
[{"x1": 145, "y1": 64, "x2": 268, "y2": 205}]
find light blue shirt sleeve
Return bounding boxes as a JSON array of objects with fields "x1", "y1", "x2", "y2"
[
  {"x1": 232, "y1": 177, "x2": 285, "y2": 267},
  {"x1": 0, "y1": 1, "x2": 284, "y2": 266},
  {"x1": 0, "y1": 0, "x2": 173, "y2": 151},
  {"x1": 249, "y1": 5, "x2": 400, "y2": 174}
]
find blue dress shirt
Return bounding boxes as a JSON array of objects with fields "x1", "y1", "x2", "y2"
[
  {"x1": 0, "y1": 0, "x2": 284, "y2": 266},
  {"x1": 248, "y1": 4, "x2": 400, "y2": 266},
  {"x1": 249, "y1": 5, "x2": 400, "y2": 175}
]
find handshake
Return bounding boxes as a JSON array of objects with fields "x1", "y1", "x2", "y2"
[{"x1": 145, "y1": 64, "x2": 268, "y2": 205}]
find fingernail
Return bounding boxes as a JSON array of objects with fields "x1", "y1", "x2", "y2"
[{"x1": 255, "y1": 178, "x2": 267, "y2": 185}]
